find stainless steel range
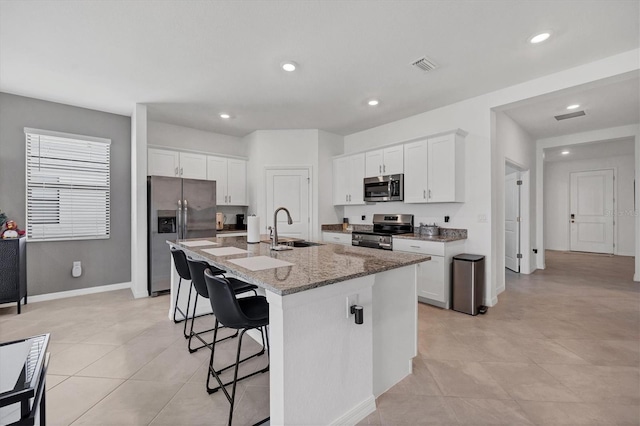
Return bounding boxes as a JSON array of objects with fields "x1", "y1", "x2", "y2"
[{"x1": 351, "y1": 214, "x2": 414, "y2": 250}]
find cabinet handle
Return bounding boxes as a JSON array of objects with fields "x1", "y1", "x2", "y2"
[
  {"x1": 333, "y1": 237, "x2": 339, "y2": 240},
  {"x1": 423, "y1": 190, "x2": 426, "y2": 199},
  {"x1": 175, "y1": 167, "x2": 179, "y2": 176},
  {"x1": 379, "y1": 165, "x2": 382, "y2": 174},
  {"x1": 180, "y1": 167, "x2": 184, "y2": 176},
  {"x1": 383, "y1": 164, "x2": 386, "y2": 173},
  {"x1": 428, "y1": 189, "x2": 432, "y2": 199},
  {"x1": 228, "y1": 195, "x2": 231, "y2": 203},
  {"x1": 346, "y1": 194, "x2": 348, "y2": 202},
  {"x1": 349, "y1": 194, "x2": 351, "y2": 202},
  {"x1": 410, "y1": 245, "x2": 421, "y2": 249}
]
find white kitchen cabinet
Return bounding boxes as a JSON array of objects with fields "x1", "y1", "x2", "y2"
[
  {"x1": 207, "y1": 155, "x2": 247, "y2": 206},
  {"x1": 322, "y1": 232, "x2": 352, "y2": 245},
  {"x1": 179, "y1": 152, "x2": 207, "y2": 179},
  {"x1": 148, "y1": 148, "x2": 207, "y2": 179},
  {"x1": 148, "y1": 148, "x2": 179, "y2": 177},
  {"x1": 403, "y1": 139, "x2": 429, "y2": 203},
  {"x1": 393, "y1": 238, "x2": 465, "y2": 308},
  {"x1": 333, "y1": 153, "x2": 365, "y2": 205},
  {"x1": 365, "y1": 145, "x2": 404, "y2": 177},
  {"x1": 403, "y1": 130, "x2": 465, "y2": 203}
]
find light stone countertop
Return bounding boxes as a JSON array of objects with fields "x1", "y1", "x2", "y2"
[
  {"x1": 169, "y1": 236, "x2": 430, "y2": 296},
  {"x1": 321, "y1": 228, "x2": 467, "y2": 242}
]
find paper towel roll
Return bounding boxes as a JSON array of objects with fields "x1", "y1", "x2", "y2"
[{"x1": 247, "y1": 216, "x2": 261, "y2": 244}]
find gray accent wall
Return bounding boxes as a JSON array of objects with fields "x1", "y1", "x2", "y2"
[{"x1": 0, "y1": 93, "x2": 131, "y2": 295}]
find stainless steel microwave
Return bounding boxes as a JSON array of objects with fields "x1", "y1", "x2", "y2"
[{"x1": 364, "y1": 174, "x2": 404, "y2": 202}]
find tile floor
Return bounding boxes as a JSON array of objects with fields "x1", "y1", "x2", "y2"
[{"x1": 0, "y1": 250, "x2": 638, "y2": 425}]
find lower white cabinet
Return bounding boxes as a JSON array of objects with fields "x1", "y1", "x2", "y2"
[
  {"x1": 393, "y1": 238, "x2": 465, "y2": 308},
  {"x1": 322, "y1": 232, "x2": 352, "y2": 245}
]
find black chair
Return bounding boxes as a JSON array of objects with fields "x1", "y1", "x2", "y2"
[
  {"x1": 170, "y1": 247, "x2": 196, "y2": 338},
  {"x1": 186, "y1": 258, "x2": 258, "y2": 353},
  {"x1": 204, "y1": 269, "x2": 270, "y2": 426}
]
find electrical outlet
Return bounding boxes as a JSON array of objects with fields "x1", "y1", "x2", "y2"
[
  {"x1": 477, "y1": 214, "x2": 488, "y2": 223},
  {"x1": 346, "y1": 294, "x2": 359, "y2": 318},
  {"x1": 444, "y1": 215, "x2": 450, "y2": 223}
]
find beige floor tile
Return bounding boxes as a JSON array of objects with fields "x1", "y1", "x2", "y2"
[
  {"x1": 385, "y1": 357, "x2": 442, "y2": 396},
  {"x1": 376, "y1": 393, "x2": 458, "y2": 425},
  {"x1": 482, "y1": 362, "x2": 580, "y2": 402},
  {"x1": 540, "y1": 364, "x2": 640, "y2": 405},
  {"x1": 46, "y1": 376, "x2": 123, "y2": 426},
  {"x1": 75, "y1": 336, "x2": 177, "y2": 379},
  {"x1": 356, "y1": 410, "x2": 382, "y2": 425},
  {"x1": 81, "y1": 321, "x2": 151, "y2": 346},
  {"x1": 508, "y1": 337, "x2": 588, "y2": 365},
  {"x1": 149, "y1": 381, "x2": 238, "y2": 426},
  {"x1": 424, "y1": 359, "x2": 510, "y2": 400},
  {"x1": 516, "y1": 400, "x2": 639, "y2": 425},
  {"x1": 456, "y1": 335, "x2": 531, "y2": 363},
  {"x1": 46, "y1": 374, "x2": 69, "y2": 390},
  {"x1": 446, "y1": 397, "x2": 533, "y2": 425},
  {"x1": 233, "y1": 385, "x2": 270, "y2": 426},
  {"x1": 419, "y1": 331, "x2": 486, "y2": 361},
  {"x1": 555, "y1": 338, "x2": 640, "y2": 367},
  {"x1": 73, "y1": 379, "x2": 182, "y2": 425},
  {"x1": 48, "y1": 343, "x2": 118, "y2": 375},
  {"x1": 131, "y1": 345, "x2": 208, "y2": 382}
]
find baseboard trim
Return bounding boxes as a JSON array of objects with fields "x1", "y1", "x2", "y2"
[
  {"x1": 329, "y1": 395, "x2": 376, "y2": 426},
  {"x1": 26, "y1": 282, "x2": 132, "y2": 303},
  {"x1": 131, "y1": 288, "x2": 149, "y2": 299},
  {"x1": 634, "y1": 273, "x2": 639, "y2": 282}
]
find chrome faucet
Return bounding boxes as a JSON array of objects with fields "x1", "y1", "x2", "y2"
[{"x1": 271, "y1": 207, "x2": 293, "y2": 249}]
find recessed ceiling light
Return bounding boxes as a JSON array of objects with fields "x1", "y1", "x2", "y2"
[
  {"x1": 530, "y1": 32, "x2": 551, "y2": 44},
  {"x1": 566, "y1": 104, "x2": 580, "y2": 110},
  {"x1": 561, "y1": 150, "x2": 570, "y2": 155},
  {"x1": 368, "y1": 99, "x2": 379, "y2": 106},
  {"x1": 281, "y1": 61, "x2": 297, "y2": 72},
  {"x1": 219, "y1": 113, "x2": 231, "y2": 119}
]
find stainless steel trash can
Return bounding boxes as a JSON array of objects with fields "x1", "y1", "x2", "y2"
[{"x1": 452, "y1": 254, "x2": 485, "y2": 315}]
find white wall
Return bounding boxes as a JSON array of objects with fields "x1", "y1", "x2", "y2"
[
  {"x1": 148, "y1": 120, "x2": 247, "y2": 157},
  {"x1": 344, "y1": 48, "x2": 639, "y2": 305},
  {"x1": 493, "y1": 111, "x2": 536, "y2": 294},
  {"x1": 544, "y1": 154, "x2": 635, "y2": 256},
  {"x1": 318, "y1": 130, "x2": 344, "y2": 227},
  {"x1": 245, "y1": 129, "x2": 320, "y2": 239}
]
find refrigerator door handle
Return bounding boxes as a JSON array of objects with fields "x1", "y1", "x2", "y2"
[
  {"x1": 177, "y1": 199, "x2": 182, "y2": 239},
  {"x1": 183, "y1": 199, "x2": 188, "y2": 237}
]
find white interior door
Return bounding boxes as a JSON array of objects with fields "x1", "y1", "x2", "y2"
[
  {"x1": 266, "y1": 168, "x2": 310, "y2": 240},
  {"x1": 570, "y1": 169, "x2": 614, "y2": 254},
  {"x1": 505, "y1": 172, "x2": 520, "y2": 272}
]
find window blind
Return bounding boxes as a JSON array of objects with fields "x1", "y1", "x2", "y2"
[{"x1": 25, "y1": 128, "x2": 111, "y2": 241}]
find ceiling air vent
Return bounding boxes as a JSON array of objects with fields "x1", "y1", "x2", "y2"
[
  {"x1": 554, "y1": 110, "x2": 586, "y2": 121},
  {"x1": 411, "y1": 56, "x2": 438, "y2": 73}
]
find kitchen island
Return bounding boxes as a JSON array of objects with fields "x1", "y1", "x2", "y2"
[{"x1": 168, "y1": 236, "x2": 430, "y2": 425}]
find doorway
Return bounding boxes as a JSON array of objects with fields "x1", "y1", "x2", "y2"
[
  {"x1": 505, "y1": 170, "x2": 521, "y2": 272},
  {"x1": 569, "y1": 169, "x2": 615, "y2": 254},
  {"x1": 265, "y1": 167, "x2": 311, "y2": 240}
]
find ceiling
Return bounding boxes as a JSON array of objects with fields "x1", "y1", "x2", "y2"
[
  {"x1": 1, "y1": 1, "x2": 638, "y2": 137},
  {"x1": 544, "y1": 137, "x2": 635, "y2": 162},
  {"x1": 503, "y1": 72, "x2": 640, "y2": 139}
]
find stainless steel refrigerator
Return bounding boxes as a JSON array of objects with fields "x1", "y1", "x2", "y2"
[{"x1": 147, "y1": 176, "x2": 217, "y2": 296}]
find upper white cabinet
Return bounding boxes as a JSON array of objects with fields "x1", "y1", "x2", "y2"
[
  {"x1": 365, "y1": 146, "x2": 404, "y2": 177},
  {"x1": 148, "y1": 148, "x2": 207, "y2": 179},
  {"x1": 333, "y1": 153, "x2": 365, "y2": 205},
  {"x1": 404, "y1": 130, "x2": 465, "y2": 203},
  {"x1": 207, "y1": 156, "x2": 247, "y2": 206}
]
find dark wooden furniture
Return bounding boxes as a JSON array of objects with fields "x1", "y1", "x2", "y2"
[
  {"x1": 0, "y1": 237, "x2": 27, "y2": 314},
  {"x1": 0, "y1": 334, "x2": 49, "y2": 426}
]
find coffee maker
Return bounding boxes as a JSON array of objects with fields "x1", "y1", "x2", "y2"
[{"x1": 235, "y1": 214, "x2": 246, "y2": 230}]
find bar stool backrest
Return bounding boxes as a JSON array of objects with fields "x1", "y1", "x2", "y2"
[
  {"x1": 170, "y1": 247, "x2": 191, "y2": 280},
  {"x1": 186, "y1": 259, "x2": 218, "y2": 298},
  {"x1": 204, "y1": 270, "x2": 250, "y2": 329}
]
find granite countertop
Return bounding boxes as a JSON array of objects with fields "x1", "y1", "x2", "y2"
[
  {"x1": 394, "y1": 233, "x2": 466, "y2": 243},
  {"x1": 217, "y1": 229, "x2": 247, "y2": 234},
  {"x1": 169, "y1": 236, "x2": 430, "y2": 296}
]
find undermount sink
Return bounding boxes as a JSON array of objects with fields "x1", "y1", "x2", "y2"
[
  {"x1": 260, "y1": 239, "x2": 324, "y2": 248},
  {"x1": 291, "y1": 241, "x2": 324, "y2": 248}
]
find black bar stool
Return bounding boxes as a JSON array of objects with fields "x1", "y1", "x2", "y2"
[
  {"x1": 169, "y1": 247, "x2": 196, "y2": 338},
  {"x1": 186, "y1": 258, "x2": 259, "y2": 353},
  {"x1": 204, "y1": 269, "x2": 270, "y2": 426}
]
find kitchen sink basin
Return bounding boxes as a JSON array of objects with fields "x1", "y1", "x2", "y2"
[{"x1": 291, "y1": 241, "x2": 324, "y2": 248}]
